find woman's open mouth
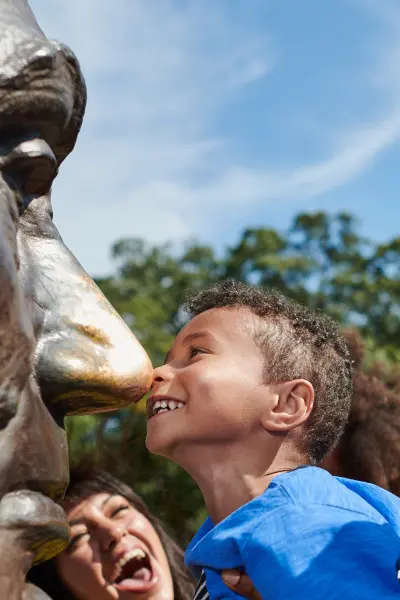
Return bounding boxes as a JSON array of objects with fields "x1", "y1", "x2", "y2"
[{"x1": 112, "y1": 548, "x2": 158, "y2": 593}]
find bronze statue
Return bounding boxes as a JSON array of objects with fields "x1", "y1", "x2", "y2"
[{"x1": 0, "y1": 1, "x2": 152, "y2": 597}]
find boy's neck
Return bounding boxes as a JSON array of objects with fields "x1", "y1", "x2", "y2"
[{"x1": 177, "y1": 441, "x2": 307, "y2": 523}]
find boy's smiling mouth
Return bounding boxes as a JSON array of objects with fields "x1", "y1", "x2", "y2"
[{"x1": 147, "y1": 395, "x2": 186, "y2": 419}]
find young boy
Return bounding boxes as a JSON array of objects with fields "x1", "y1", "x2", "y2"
[{"x1": 146, "y1": 280, "x2": 400, "y2": 599}]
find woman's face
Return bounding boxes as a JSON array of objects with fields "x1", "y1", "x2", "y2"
[{"x1": 55, "y1": 492, "x2": 174, "y2": 600}]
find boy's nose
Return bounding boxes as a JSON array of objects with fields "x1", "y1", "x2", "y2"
[{"x1": 151, "y1": 363, "x2": 171, "y2": 387}]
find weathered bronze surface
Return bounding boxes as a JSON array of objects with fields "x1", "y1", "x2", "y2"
[{"x1": 0, "y1": 1, "x2": 152, "y2": 597}]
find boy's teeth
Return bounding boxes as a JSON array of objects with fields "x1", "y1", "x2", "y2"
[
  {"x1": 152, "y1": 400, "x2": 161, "y2": 415},
  {"x1": 152, "y1": 399, "x2": 185, "y2": 415}
]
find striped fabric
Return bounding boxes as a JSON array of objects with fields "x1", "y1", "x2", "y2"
[{"x1": 193, "y1": 569, "x2": 209, "y2": 600}]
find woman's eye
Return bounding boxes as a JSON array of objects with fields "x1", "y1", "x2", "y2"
[
  {"x1": 111, "y1": 505, "x2": 129, "y2": 518},
  {"x1": 69, "y1": 532, "x2": 89, "y2": 550}
]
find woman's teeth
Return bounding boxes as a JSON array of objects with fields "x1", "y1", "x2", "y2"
[{"x1": 114, "y1": 548, "x2": 146, "y2": 580}]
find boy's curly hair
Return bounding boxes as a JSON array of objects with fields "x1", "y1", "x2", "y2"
[{"x1": 184, "y1": 279, "x2": 353, "y2": 463}]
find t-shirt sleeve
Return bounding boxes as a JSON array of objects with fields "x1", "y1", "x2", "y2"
[{"x1": 241, "y1": 504, "x2": 400, "y2": 599}]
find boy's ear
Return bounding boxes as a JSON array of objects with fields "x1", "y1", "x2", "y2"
[{"x1": 261, "y1": 380, "x2": 314, "y2": 432}]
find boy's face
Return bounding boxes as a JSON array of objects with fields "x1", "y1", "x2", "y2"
[{"x1": 146, "y1": 307, "x2": 274, "y2": 460}]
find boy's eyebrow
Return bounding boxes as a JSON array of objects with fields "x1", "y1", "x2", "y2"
[
  {"x1": 164, "y1": 330, "x2": 216, "y2": 364},
  {"x1": 183, "y1": 330, "x2": 216, "y2": 345}
]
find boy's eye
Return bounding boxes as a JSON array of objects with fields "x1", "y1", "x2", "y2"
[{"x1": 188, "y1": 346, "x2": 206, "y2": 359}]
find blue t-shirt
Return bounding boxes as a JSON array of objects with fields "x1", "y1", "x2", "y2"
[{"x1": 185, "y1": 466, "x2": 400, "y2": 599}]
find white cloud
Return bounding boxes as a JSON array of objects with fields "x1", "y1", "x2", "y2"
[{"x1": 29, "y1": 0, "x2": 400, "y2": 275}]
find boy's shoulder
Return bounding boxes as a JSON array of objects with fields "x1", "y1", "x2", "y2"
[
  {"x1": 186, "y1": 467, "x2": 344, "y2": 560},
  {"x1": 240, "y1": 465, "x2": 386, "y2": 516},
  {"x1": 188, "y1": 466, "x2": 400, "y2": 557},
  {"x1": 186, "y1": 467, "x2": 400, "y2": 598},
  {"x1": 259, "y1": 465, "x2": 400, "y2": 526}
]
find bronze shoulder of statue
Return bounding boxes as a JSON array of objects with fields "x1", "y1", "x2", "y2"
[{"x1": 0, "y1": 1, "x2": 153, "y2": 598}]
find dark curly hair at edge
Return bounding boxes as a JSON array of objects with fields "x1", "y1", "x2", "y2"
[
  {"x1": 28, "y1": 463, "x2": 195, "y2": 600},
  {"x1": 184, "y1": 280, "x2": 353, "y2": 464},
  {"x1": 324, "y1": 329, "x2": 400, "y2": 495}
]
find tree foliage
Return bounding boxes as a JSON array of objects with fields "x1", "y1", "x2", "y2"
[{"x1": 66, "y1": 211, "x2": 399, "y2": 543}]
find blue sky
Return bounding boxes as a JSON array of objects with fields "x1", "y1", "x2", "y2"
[{"x1": 30, "y1": 0, "x2": 400, "y2": 276}]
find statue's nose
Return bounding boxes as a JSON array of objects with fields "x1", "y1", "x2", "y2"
[
  {"x1": 18, "y1": 208, "x2": 152, "y2": 417},
  {"x1": 34, "y1": 263, "x2": 152, "y2": 417}
]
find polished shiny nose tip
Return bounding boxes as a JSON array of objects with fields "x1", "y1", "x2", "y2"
[{"x1": 36, "y1": 320, "x2": 153, "y2": 417}]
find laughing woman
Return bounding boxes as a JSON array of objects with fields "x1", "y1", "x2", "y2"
[{"x1": 28, "y1": 465, "x2": 195, "y2": 600}]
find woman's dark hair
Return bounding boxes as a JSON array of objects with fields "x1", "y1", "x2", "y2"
[
  {"x1": 336, "y1": 369, "x2": 400, "y2": 492},
  {"x1": 323, "y1": 329, "x2": 400, "y2": 494},
  {"x1": 28, "y1": 463, "x2": 195, "y2": 600}
]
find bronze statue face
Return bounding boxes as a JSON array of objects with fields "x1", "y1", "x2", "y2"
[
  {"x1": 0, "y1": 3, "x2": 152, "y2": 592},
  {"x1": 0, "y1": 0, "x2": 152, "y2": 426}
]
